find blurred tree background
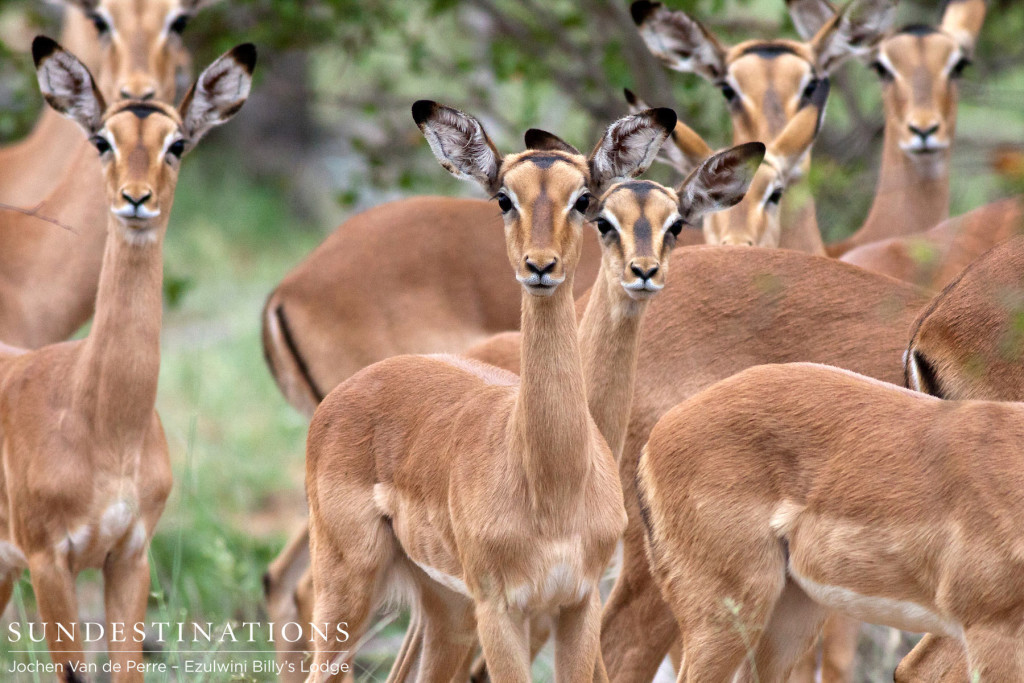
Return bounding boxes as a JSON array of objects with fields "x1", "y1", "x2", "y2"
[
  {"x1": 3, "y1": 0, "x2": 1023, "y2": 234},
  {"x1": 0, "y1": 0, "x2": 1023, "y2": 678}
]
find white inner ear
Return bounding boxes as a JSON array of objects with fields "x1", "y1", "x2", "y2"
[{"x1": 421, "y1": 111, "x2": 497, "y2": 182}]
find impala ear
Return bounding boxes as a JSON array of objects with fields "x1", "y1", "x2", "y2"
[
  {"x1": 810, "y1": 0, "x2": 896, "y2": 74},
  {"x1": 767, "y1": 78, "x2": 830, "y2": 179},
  {"x1": 33, "y1": 35, "x2": 105, "y2": 134},
  {"x1": 179, "y1": 44, "x2": 256, "y2": 148},
  {"x1": 524, "y1": 129, "x2": 580, "y2": 155},
  {"x1": 631, "y1": 0, "x2": 727, "y2": 81},
  {"x1": 787, "y1": 0, "x2": 838, "y2": 41},
  {"x1": 589, "y1": 108, "x2": 676, "y2": 195},
  {"x1": 414, "y1": 100, "x2": 502, "y2": 194},
  {"x1": 940, "y1": 0, "x2": 987, "y2": 55},
  {"x1": 677, "y1": 142, "x2": 765, "y2": 223}
]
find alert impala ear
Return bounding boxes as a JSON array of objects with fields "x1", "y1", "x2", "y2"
[
  {"x1": 33, "y1": 35, "x2": 105, "y2": 134},
  {"x1": 677, "y1": 142, "x2": 765, "y2": 223},
  {"x1": 414, "y1": 100, "x2": 503, "y2": 194},
  {"x1": 631, "y1": 0, "x2": 728, "y2": 81},
  {"x1": 811, "y1": 0, "x2": 897, "y2": 74},
  {"x1": 179, "y1": 44, "x2": 256, "y2": 149},
  {"x1": 524, "y1": 129, "x2": 580, "y2": 155},
  {"x1": 940, "y1": 0, "x2": 987, "y2": 56},
  {"x1": 787, "y1": 0, "x2": 838, "y2": 41},
  {"x1": 589, "y1": 107, "x2": 676, "y2": 195},
  {"x1": 623, "y1": 89, "x2": 712, "y2": 175}
]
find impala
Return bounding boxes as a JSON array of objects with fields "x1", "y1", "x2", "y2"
[
  {"x1": 631, "y1": 0, "x2": 895, "y2": 253},
  {"x1": 0, "y1": 0, "x2": 213, "y2": 349},
  {"x1": 624, "y1": 84, "x2": 828, "y2": 248},
  {"x1": 787, "y1": 0, "x2": 987, "y2": 257},
  {"x1": 0, "y1": 37, "x2": 252, "y2": 681},
  {"x1": 302, "y1": 102, "x2": 683, "y2": 682},
  {"x1": 637, "y1": 360, "x2": 1024, "y2": 682}
]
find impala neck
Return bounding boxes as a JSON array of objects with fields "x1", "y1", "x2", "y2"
[
  {"x1": 857, "y1": 119, "x2": 951, "y2": 245},
  {"x1": 511, "y1": 273, "x2": 592, "y2": 507},
  {"x1": 577, "y1": 265, "x2": 647, "y2": 461},
  {"x1": 72, "y1": 214, "x2": 168, "y2": 444}
]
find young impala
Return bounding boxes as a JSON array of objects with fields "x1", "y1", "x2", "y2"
[
  {"x1": 0, "y1": 37, "x2": 252, "y2": 681},
  {"x1": 637, "y1": 359, "x2": 1024, "y2": 682},
  {"x1": 0, "y1": 0, "x2": 214, "y2": 349},
  {"x1": 631, "y1": 0, "x2": 895, "y2": 253}
]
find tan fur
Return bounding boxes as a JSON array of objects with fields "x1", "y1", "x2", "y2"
[
  {"x1": 841, "y1": 197, "x2": 1024, "y2": 291},
  {"x1": 0, "y1": 0, "x2": 204, "y2": 349},
  {"x1": 639, "y1": 361, "x2": 1024, "y2": 681},
  {"x1": 826, "y1": 0, "x2": 987, "y2": 256},
  {"x1": 0, "y1": 41, "x2": 251, "y2": 681},
  {"x1": 302, "y1": 105, "x2": 681, "y2": 682},
  {"x1": 632, "y1": 0, "x2": 895, "y2": 253}
]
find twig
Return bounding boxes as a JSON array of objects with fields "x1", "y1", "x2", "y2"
[{"x1": 0, "y1": 202, "x2": 78, "y2": 234}]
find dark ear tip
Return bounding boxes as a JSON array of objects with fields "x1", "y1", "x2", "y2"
[
  {"x1": 32, "y1": 36, "x2": 60, "y2": 66},
  {"x1": 229, "y1": 43, "x2": 257, "y2": 72},
  {"x1": 411, "y1": 100, "x2": 438, "y2": 126},
  {"x1": 650, "y1": 107, "x2": 677, "y2": 133},
  {"x1": 743, "y1": 141, "x2": 767, "y2": 162},
  {"x1": 630, "y1": 0, "x2": 659, "y2": 25},
  {"x1": 623, "y1": 88, "x2": 637, "y2": 105}
]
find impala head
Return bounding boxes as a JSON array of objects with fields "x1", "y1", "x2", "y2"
[
  {"x1": 595, "y1": 142, "x2": 764, "y2": 299},
  {"x1": 632, "y1": 0, "x2": 893, "y2": 148},
  {"x1": 790, "y1": 0, "x2": 986, "y2": 162},
  {"x1": 61, "y1": 0, "x2": 219, "y2": 102},
  {"x1": 414, "y1": 101, "x2": 675, "y2": 296},
  {"x1": 34, "y1": 37, "x2": 255, "y2": 242},
  {"x1": 623, "y1": 82, "x2": 826, "y2": 248}
]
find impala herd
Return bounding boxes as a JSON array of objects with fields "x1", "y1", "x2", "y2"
[{"x1": 0, "y1": 0, "x2": 1020, "y2": 681}]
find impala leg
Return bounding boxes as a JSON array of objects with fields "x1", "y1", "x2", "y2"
[
  {"x1": 470, "y1": 611, "x2": 552, "y2": 683},
  {"x1": 819, "y1": 614, "x2": 860, "y2": 682},
  {"x1": 475, "y1": 600, "x2": 530, "y2": 683},
  {"x1": 752, "y1": 581, "x2": 829, "y2": 683},
  {"x1": 102, "y1": 540, "x2": 151, "y2": 683},
  {"x1": 384, "y1": 610, "x2": 422, "y2": 683},
  {"x1": 894, "y1": 634, "x2": 968, "y2": 683},
  {"x1": 788, "y1": 641, "x2": 818, "y2": 683},
  {"x1": 29, "y1": 553, "x2": 87, "y2": 682},
  {"x1": 554, "y1": 591, "x2": 603, "y2": 683},
  {"x1": 416, "y1": 585, "x2": 477, "y2": 683},
  {"x1": 599, "y1": 548, "x2": 679, "y2": 683},
  {"x1": 266, "y1": 524, "x2": 314, "y2": 681}
]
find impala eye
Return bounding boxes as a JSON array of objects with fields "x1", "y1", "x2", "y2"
[
  {"x1": 870, "y1": 61, "x2": 893, "y2": 82},
  {"x1": 595, "y1": 217, "x2": 616, "y2": 237},
  {"x1": 88, "y1": 12, "x2": 110, "y2": 35},
  {"x1": 719, "y1": 82, "x2": 739, "y2": 103},
  {"x1": 169, "y1": 14, "x2": 190, "y2": 34},
  {"x1": 496, "y1": 193, "x2": 513, "y2": 213},
  {"x1": 573, "y1": 193, "x2": 592, "y2": 213},
  {"x1": 667, "y1": 219, "x2": 685, "y2": 237},
  {"x1": 950, "y1": 57, "x2": 971, "y2": 79},
  {"x1": 767, "y1": 188, "x2": 783, "y2": 205},
  {"x1": 802, "y1": 78, "x2": 820, "y2": 100},
  {"x1": 91, "y1": 136, "x2": 111, "y2": 155},
  {"x1": 167, "y1": 139, "x2": 186, "y2": 159}
]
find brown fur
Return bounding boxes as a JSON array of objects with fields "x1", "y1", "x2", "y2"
[
  {"x1": 0, "y1": 0, "x2": 205, "y2": 348},
  {"x1": 841, "y1": 197, "x2": 1024, "y2": 291},
  {"x1": 0, "y1": 41, "x2": 251, "y2": 681},
  {"x1": 639, "y1": 361, "x2": 1024, "y2": 681}
]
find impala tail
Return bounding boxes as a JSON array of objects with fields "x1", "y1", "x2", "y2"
[{"x1": 261, "y1": 292, "x2": 324, "y2": 418}]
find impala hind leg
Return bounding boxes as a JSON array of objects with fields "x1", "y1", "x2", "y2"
[
  {"x1": 416, "y1": 583, "x2": 478, "y2": 682},
  {"x1": 818, "y1": 614, "x2": 860, "y2": 682},
  {"x1": 306, "y1": 510, "x2": 395, "y2": 682},
  {"x1": 599, "y1": 551, "x2": 679, "y2": 682},
  {"x1": 894, "y1": 634, "x2": 968, "y2": 682},
  {"x1": 29, "y1": 553, "x2": 87, "y2": 682},
  {"x1": 384, "y1": 610, "x2": 422, "y2": 683},
  {"x1": 469, "y1": 611, "x2": 553, "y2": 682},
  {"x1": 751, "y1": 580, "x2": 830, "y2": 682}
]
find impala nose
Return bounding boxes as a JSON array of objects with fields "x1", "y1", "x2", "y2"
[
  {"x1": 630, "y1": 262, "x2": 659, "y2": 281},
  {"x1": 121, "y1": 189, "x2": 152, "y2": 207},
  {"x1": 525, "y1": 256, "x2": 557, "y2": 277},
  {"x1": 908, "y1": 123, "x2": 940, "y2": 143}
]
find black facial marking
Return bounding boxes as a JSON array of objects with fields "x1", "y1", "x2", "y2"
[
  {"x1": 739, "y1": 43, "x2": 800, "y2": 59},
  {"x1": 528, "y1": 154, "x2": 562, "y2": 170},
  {"x1": 634, "y1": 215, "x2": 653, "y2": 254},
  {"x1": 897, "y1": 23, "x2": 940, "y2": 37},
  {"x1": 123, "y1": 103, "x2": 163, "y2": 119}
]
